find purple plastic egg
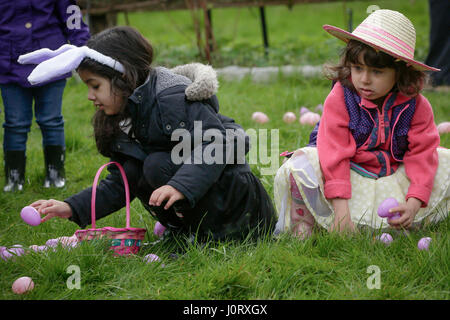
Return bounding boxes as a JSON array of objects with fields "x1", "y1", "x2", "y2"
[
  {"x1": 388, "y1": 213, "x2": 402, "y2": 221},
  {"x1": 144, "y1": 253, "x2": 161, "y2": 264},
  {"x1": 1, "y1": 249, "x2": 13, "y2": 261},
  {"x1": 1, "y1": 245, "x2": 25, "y2": 260},
  {"x1": 418, "y1": 237, "x2": 432, "y2": 250},
  {"x1": 29, "y1": 245, "x2": 40, "y2": 252},
  {"x1": 45, "y1": 239, "x2": 59, "y2": 247},
  {"x1": 20, "y1": 206, "x2": 41, "y2": 226},
  {"x1": 377, "y1": 197, "x2": 399, "y2": 218},
  {"x1": 37, "y1": 245, "x2": 49, "y2": 252},
  {"x1": 377, "y1": 233, "x2": 393, "y2": 245},
  {"x1": 153, "y1": 222, "x2": 166, "y2": 238}
]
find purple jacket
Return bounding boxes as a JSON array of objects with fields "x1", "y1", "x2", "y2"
[
  {"x1": 0, "y1": 0, "x2": 90, "y2": 87},
  {"x1": 308, "y1": 84, "x2": 416, "y2": 177}
]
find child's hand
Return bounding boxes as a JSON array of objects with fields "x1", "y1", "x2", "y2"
[
  {"x1": 30, "y1": 199, "x2": 73, "y2": 223},
  {"x1": 330, "y1": 198, "x2": 357, "y2": 234},
  {"x1": 388, "y1": 197, "x2": 422, "y2": 229},
  {"x1": 330, "y1": 213, "x2": 356, "y2": 234},
  {"x1": 149, "y1": 185, "x2": 185, "y2": 210}
]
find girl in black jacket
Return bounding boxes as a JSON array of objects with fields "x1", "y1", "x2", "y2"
[{"x1": 28, "y1": 26, "x2": 276, "y2": 242}]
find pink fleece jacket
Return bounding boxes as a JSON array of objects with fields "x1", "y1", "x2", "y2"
[{"x1": 316, "y1": 82, "x2": 440, "y2": 206}]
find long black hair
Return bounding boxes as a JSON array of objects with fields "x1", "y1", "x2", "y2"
[{"x1": 77, "y1": 26, "x2": 154, "y2": 157}]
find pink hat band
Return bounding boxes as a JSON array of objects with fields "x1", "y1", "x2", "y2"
[
  {"x1": 355, "y1": 23, "x2": 414, "y2": 59},
  {"x1": 323, "y1": 9, "x2": 440, "y2": 72}
]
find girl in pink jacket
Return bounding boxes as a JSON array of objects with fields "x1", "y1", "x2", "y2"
[{"x1": 273, "y1": 10, "x2": 449, "y2": 238}]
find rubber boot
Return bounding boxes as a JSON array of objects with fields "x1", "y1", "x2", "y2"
[
  {"x1": 3, "y1": 150, "x2": 26, "y2": 192},
  {"x1": 43, "y1": 145, "x2": 66, "y2": 188}
]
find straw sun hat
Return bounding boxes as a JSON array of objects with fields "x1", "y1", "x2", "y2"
[{"x1": 323, "y1": 9, "x2": 440, "y2": 72}]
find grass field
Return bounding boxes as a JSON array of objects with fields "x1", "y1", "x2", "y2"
[{"x1": 0, "y1": 0, "x2": 449, "y2": 301}]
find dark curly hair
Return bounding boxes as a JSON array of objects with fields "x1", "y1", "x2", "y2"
[
  {"x1": 77, "y1": 26, "x2": 153, "y2": 157},
  {"x1": 324, "y1": 40, "x2": 428, "y2": 97}
]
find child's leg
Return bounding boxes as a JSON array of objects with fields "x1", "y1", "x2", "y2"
[{"x1": 289, "y1": 169, "x2": 315, "y2": 239}]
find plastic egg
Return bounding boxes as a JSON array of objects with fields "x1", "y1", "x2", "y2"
[
  {"x1": 299, "y1": 106, "x2": 310, "y2": 115},
  {"x1": 0, "y1": 247, "x2": 12, "y2": 261},
  {"x1": 388, "y1": 213, "x2": 402, "y2": 221},
  {"x1": 437, "y1": 122, "x2": 450, "y2": 134},
  {"x1": 20, "y1": 206, "x2": 41, "y2": 226},
  {"x1": 418, "y1": 237, "x2": 432, "y2": 250},
  {"x1": 153, "y1": 222, "x2": 166, "y2": 237},
  {"x1": 377, "y1": 197, "x2": 399, "y2": 218},
  {"x1": 29, "y1": 245, "x2": 40, "y2": 252},
  {"x1": 1, "y1": 245, "x2": 25, "y2": 260},
  {"x1": 45, "y1": 239, "x2": 59, "y2": 247},
  {"x1": 57, "y1": 236, "x2": 78, "y2": 247},
  {"x1": 251, "y1": 112, "x2": 269, "y2": 124},
  {"x1": 283, "y1": 112, "x2": 296, "y2": 123},
  {"x1": 315, "y1": 104, "x2": 324, "y2": 113},
  {"x1": 12, "y1": 277, "x2": 34, "y2": 294},
  {"x1": 37, "y1": 245, "x2": 49, "y2": 252},
  {"x1": 299, "y1": 112, "x2": 321, "y2": 126},
  {"x1": 144, "y1": 253, "x2": 161, "y2": 263},
  {"x1": 377, "y1": 233, "x2": 393, "y2": 245}
]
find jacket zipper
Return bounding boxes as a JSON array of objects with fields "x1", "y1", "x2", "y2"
[
  {"x1": 390, "y1": 103, "x2": 411, "y2": 162},
  {"x1": 359, "y1": 105, "x2": 376, "y2": 148}
]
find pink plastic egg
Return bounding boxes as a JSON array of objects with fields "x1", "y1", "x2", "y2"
[
  {"x1": 283, "y1": 112, "x2": 296, "y2": 123},
  {"x1": 12, "y1": 276, "x2": 34, "y2": 294},
  {"x1": 377, "y1": 233, "x2": 393, "y2": 245},
  {"x1": 251, "y1": 112, "x2": 269, "y2": 124},
  {"x1": 153, "y1": 222, "x2": 166, "y2": 237},
  {"x1": 418, "y1": 237, "x2": 432, "y2": 250},
  {"x1": 299, "y1": 112, "x2": 321, "y2": 126},
  {"x1": 377, "y1": 197, "x2": 399, "y2": 218},
  {"x1": 437, "y1": 122, "x2": 450, "y2": 134},
  {"x1": 20, "y1": 206, "x2": 41, "y2": 226}
]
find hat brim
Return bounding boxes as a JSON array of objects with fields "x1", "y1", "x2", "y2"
[{"x1": 323, "y1": 25, "x2": 440, "y2": 72}]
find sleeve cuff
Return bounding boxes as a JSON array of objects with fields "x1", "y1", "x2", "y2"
[
  {"x1": 324, "y1": 179, "x2": 352, "y2": 199},
  {"x1": 167, "y1": 180, "x2": 196, "y2": 208},
  {"x1": 64, "y1": 200, "x2": 85, "y2": 228},
  {"x1": 406, "y1": 184, "x2": 432, "y2": 207}
]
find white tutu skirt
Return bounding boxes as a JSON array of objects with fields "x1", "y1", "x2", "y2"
[{"x1": 273, "y1": 147, "x2": 450, "y2": 234}]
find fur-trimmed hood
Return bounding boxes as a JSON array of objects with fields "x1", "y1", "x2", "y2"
[{"x1": 170, "y1": 63, "x2": 219, "y2": 101}]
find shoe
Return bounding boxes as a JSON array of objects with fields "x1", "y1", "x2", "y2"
[
  {"x1": 43, "y1": 145, "x2": 66, "y2": 188},
  {"x1": 3, "y1": 150, "x2": 26, "y2": 192}
]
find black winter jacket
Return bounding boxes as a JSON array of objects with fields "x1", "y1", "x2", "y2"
[{"x1": 66, "y1": 67, "x2": 275, "y2": 240}]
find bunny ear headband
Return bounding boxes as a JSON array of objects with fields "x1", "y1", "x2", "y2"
[{"x1": 18, "y1": 44, "x2": 125, "y2": 85}]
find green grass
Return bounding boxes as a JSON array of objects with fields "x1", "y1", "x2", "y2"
[
  {"x1": 0, "y1": 0, "x2": 449, "y2": 300},
  {"x1": 119, "y1": 0, "x2": 433, "y2": 67}
]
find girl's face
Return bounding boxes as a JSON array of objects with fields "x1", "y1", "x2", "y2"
[
  {"x1": 350, "y1": 52, "x2": 396, "y2": 104},
  {"x1": 78, "y1": 70, "x2": 124, "y2": 115}
]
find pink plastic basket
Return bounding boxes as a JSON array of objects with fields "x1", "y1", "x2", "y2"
[{"x1": 75, "y1": 162, "x2": 147, "y2": 256}]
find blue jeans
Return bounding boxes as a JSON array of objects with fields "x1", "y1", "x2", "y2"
[{"x1": 0, "y1": 79, "x2": 66, "y2": 151}]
